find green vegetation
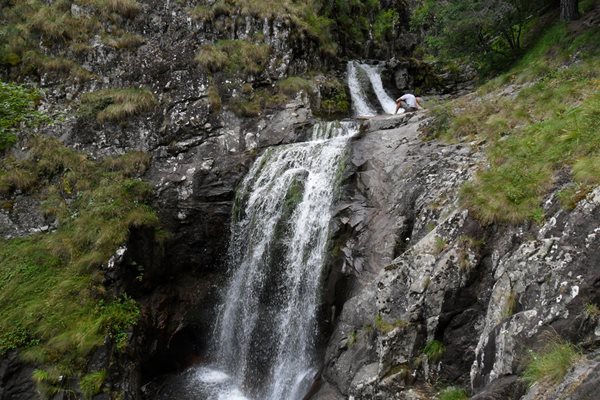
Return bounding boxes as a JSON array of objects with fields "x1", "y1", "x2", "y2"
[
  {"x1": 79, "y1": 370, "x2": 106, "y2": 399},
  {"x1": 426, "y1": 15, "x2": 600, "y2": 224},
  {"x1": 439, "y1": 386, "x2": 469, "y2": 400},
  {"x1": 196, "y1": 39, "x2": 271, "y2": 75},
  {"x1": 584, "y1": 303, "x2": 600, "y2": 319},
  {"x1": 502, "y1": 290, "x2": 519, "y2": 319},
  {"x1": 320, "y1": 0, "x2": 400, "y2": 57},
  {"x1": 347, "y1": 330, "x2": 358, "y2": 347},
  {"x1": 0, "y1": 82, "x2": 46, "y2": 152},
  {"x1": 523, "y1": 338, "x2": 580, "y2": 385},
  {"x1": 105, "y1": 32, "x2": 145, "y2": 49},
  {"x1": 374, "y1": 313, "x2": 409, "y2": 334},
  {"x1": 412, "y1": 0, "x2": 547, "y2": 72},
  {"x1": 278, "y1": 77, "x2": 314, "y2": 97},
  {"x1": 0, "y1": 0, "x2": 144, "y2": 78},
  {"x1": 190, "y1": 0, "x2": 334, "y2": 54},
  {"x1": 0, "y1": 134, "x2": 158, "y2": 391},
  {"x1": 80, "y1": 88, "x2": 157, "y2": 123},
  {"x1": 433, "y1": 236, "x2": 448, "y2": 255},
  {"x1": 316, "y1": 76, "x2": 350, "y2": 118},
  {"x1": 423, "y1": 339, "x2": 445, "y2": 362}
]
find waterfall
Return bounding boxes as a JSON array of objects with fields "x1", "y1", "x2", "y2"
[
  {"x1": 359, "y1": 63, "x2": 398, "y2": 114},
  {"x1": 213, "y1": 120, "x2": 358, "y2": 400},
  {"x1": 347, "y1": 61, "x2": 377, "y2": 117}
]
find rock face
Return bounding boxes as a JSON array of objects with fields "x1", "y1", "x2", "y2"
[{"x1": 314, "y1": 114, "x2": 600, "y2": 399}]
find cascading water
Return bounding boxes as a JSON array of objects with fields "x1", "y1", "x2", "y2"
[
  {"x1": 153, "y1": 121, "x2": 358, "y2": 400},
  {"x1": 347, "y1": 61, "x2": 377, "y2": 117},
  {"x1": 359, "y1": 63, "x2": 398, "y2": 114},
  {"x1": 216, "y1": 120, "x2": 357, "y2": 400}
]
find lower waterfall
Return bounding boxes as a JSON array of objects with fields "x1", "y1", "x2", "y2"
[
  {"x1": 155, "y1": 121, "x2": 358, "y2": 400},
  {"x1": 216, "y1": 121, "x2": 357, "y2": 400}
]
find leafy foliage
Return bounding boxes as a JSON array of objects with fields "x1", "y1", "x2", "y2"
[
  {"x1": 0, "y1": 82, "x2": 46, "y2": 152},
  {"x1": 412, "y1": 0, "x2": 546, "y2": 72}
]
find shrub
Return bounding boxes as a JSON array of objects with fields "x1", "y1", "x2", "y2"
[
  {"x1": 0, "y1": 81, "x2": 46, "y2": 152},
  {"x1": 523, "y1": 338, "x2": 580, "y2": 385}
]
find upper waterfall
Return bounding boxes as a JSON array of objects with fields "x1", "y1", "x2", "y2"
[
  {"x1": 347, "y1": 61, "x2": 377, "y2": 117},
  {"x1": 347, "y1": 61, "x2": 401, "y2": 116},
  {"x1": 359, "y1": 63, "x2": 398, "y2": 114}
]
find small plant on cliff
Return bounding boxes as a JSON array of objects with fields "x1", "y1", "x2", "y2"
[
  {"x1": 80, "y1": 370, "x2": 106, "y2": 399},
  {"x1": 439, "y1": 386, "x2": 469, "y2": 400},
  {"x1": 195, "y1": 40, "x2": 270, "y2": 75},
  {"x1": 423, "y1": 339, "x2": 445, "y2": 363},
  {"x1": 523, "y1": 337, "x2": 580, "y2": 385},
  {"x1": 80, "y1": 88, "x2": 157, "y2": 123},
  {"x1": 433, "y1": 236, "x2": 448, "y2": 255},
  {"x1": 584, "y1": 303, "x2": 600, "y2": 319},
  {"x1": 374, "y1": 313, "x2": 409, "y2": 334}
]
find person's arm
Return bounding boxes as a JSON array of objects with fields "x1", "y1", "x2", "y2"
[{"x1": 416, "y1": 97, "x2": 425, "y2": 109}]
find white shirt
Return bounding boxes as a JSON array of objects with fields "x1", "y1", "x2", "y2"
[{"x1": 399, "y1": 94, "x2": 417, "y2": 108}]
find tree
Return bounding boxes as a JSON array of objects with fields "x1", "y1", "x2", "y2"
[
  {"x1": 560, "y1": 0, "x2": 580, "y2": 21},
  {"x1": 411, "y1": 0, "x2": 546, "y2": 71}
]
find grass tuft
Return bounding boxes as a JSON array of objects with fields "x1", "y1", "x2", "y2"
[
  {"x1": 80, "y1": 370, "x2": 106, "y2": 399},
  {"x1": 374, "y1": 313, "x2": 409, "y2": 334},
  {"x1": 195, "y1": 40, "x2": 271, "y2": 75},
  {"x1": 523, "y1": 338, "x2": 580, "y2": 386},
  {"x1": 80, "y1": 88, "x2": 157, "y2": 123},
  {"x1": 439, "y1": 387, "x2": 469, "y2": 400},
  {"x1": 423, "y1": 339, "x2": 445, "y2": 362}
]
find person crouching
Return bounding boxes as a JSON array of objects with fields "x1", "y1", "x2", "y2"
[{"x1": 395, "y1": 94, "x2": 424, "y2": 114}]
